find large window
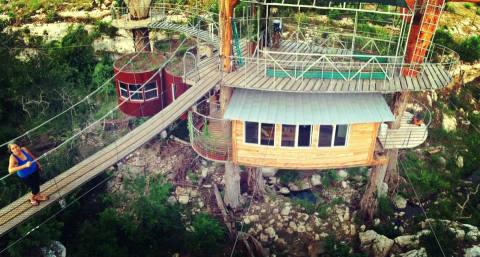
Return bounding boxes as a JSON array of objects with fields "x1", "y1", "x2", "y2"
[
  {"x1": 260, "y1": 123, "x2": 275, "y2": 146},
  {"x1": 298, "y1": 125, "x2": 311, "y2": 147},
  {"x1": 318, "y1": 124, "x2": 349, "y2": 147},
  {"x1": 245, "y1": 122, "x2": 259, "y2": 144},
  {"x1": 334, "y1": 125, "x2": 348, "y2": 146},
  {"x1": 144, "y1": 82, "x2": 158, "y2": 100},
  {"x1": 318, "y1": 125, "x2": 333, "y2": 147},
  {"x1": 281, "y1": 125, "x2": 295, "y2": 147},
  {"x1": 118, "y1": 81, "x2": 159, "y2": 101}
]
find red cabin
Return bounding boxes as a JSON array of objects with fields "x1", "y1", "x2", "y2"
[{"x1": 114, "y1": 52, "x2": 166, "y2": 117}]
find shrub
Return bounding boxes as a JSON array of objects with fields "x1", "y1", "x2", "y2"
[
  {"x1": 457, "y1": 35, "x2": 480, "y2": 62},
  {"x1": 464, "y1": 3, "x2": 473, "y2": 9},
  {"x1": 322, "y1": 169, "x2": 340, "y2": 187},
  {"x1": 94, "y1": 21, "x2": 118, "y2": 38},
  {"x1": 433, "y1": 29, "x2": 456, "y2": 50},
  {"x1": 373, "y1": 222, "x2": 400, "y2": 239},
  {"x1": 327, "y1": 9, "x2": 342, "y2": 20},
  {"x1": 277, "y1": 170, "x2": 299, "y2": 185},
  {"x1": 324, "y1": 235, "x2": 367, "y2": 257},
  {"x1": 445, "y1": 3, "x2": 456, "y2": 13},
  {"x1": 187, "y1": 213, "x2": 226, "y2": 256},
  {"x1": 376, "y1": 196, "x2": 394, "y2": 219},
  {"x1": 293, "y1": 198, "x2": 317, "y2": 214},
  {"x1": 420, "y1": 221, "x2": 458, "y2": 257}
]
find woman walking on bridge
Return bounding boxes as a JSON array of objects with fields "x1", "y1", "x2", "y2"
[{"x1": 8, "y1": 143, "x2": 49, "y2": 206}]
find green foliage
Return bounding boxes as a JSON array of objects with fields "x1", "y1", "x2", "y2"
[
  {"x1": 324, "y1": 235, "x2": 367, "y2": 257},
  {"x1": 277, "y1": 170, "x2": 299, "y2": 185},
  {"x1": 373, "y1": 222, "x2": 399, "y2": 239},
  {"x1": 433, "y1": 29, "x2": 456, "y2": 50},
  {"x1": 293, "y1": 198, "x2": 316, "y2": 214},
  {"x1": 457, "y1": 35, "x2": 480, "y2": 63},
  {"x1": 321, "y1": 170, "x2": 340, "y2": 187},
  {"x1": 327, "y1": 9, "x2": 342, "y2": 20},
  {"x1": 187, "y1": 213, "x2": 226, "y2": 256},
  {"x1": 420, "y1": 221, "x2": 458, "y2": 257},
  {"x1": 463, "y1": 3, "x2": 473, "y2": 9},
  {"x1": 445, "y1": 3, "x2": 456, "y2": 13},
  {"x1": 93, "y1": 21, "x2": 118, "y2": 38},
  {"x1": 376, "y1": 196, "x2": 394, "y2": 219}
]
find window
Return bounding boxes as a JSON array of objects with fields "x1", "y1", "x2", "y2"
[
  {"x1": 129, "y1": 84, "x2": 143, "y2": 100},
  {"x1": 245, "y1": 122, "x2": 259, "y2": 144},
  {"x1": 260, "y1": 123, "x2": 275, "y2": 146},
  {"x1": 298, "y1": 125, "x2": 311, "y2": 147},
  {"x1": 119, "y1": 82, "x2": 128, "y2": 98},
  {"x1": 144, "y1": 82, "x2": 158, "y2": 100},
  {"x1": 334, "y1": 125, "x2": 348, "y2": 146},
  {"x1": 281, "y1": 125, "x2": 295, "y2": 147},
  {"x1": 318, "y1": 125, "x2": 333, "y2": 147}
]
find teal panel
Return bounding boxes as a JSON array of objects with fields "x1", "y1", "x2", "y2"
[{"x1": 266, "y1": 69, "x2": 387, "y2": 80}]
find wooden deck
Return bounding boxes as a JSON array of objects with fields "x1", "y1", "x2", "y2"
[
  {"x1": 0, "y1": 63, "x2": 222, "y2": 236},
  {"x1": 377, "y1": 112, "x2": 428, "y2": 149}
]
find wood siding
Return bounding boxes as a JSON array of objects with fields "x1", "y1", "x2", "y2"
[{"x1": 231, "y1": 121, "x2": 380, "y2": 169}]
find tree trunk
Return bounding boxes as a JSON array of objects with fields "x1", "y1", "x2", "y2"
[
  {"x1": 132, "y1": 28, "x2": 151, "y2": 52},
  {"x1": 220, "y1": 0, "x2": 239, "y2": 72},
  {"x1": 360, "y1": 92, "x2": 411, "y2": 219},
  {"x1": 224, "y1": 161, "x2": 241, "y2": 209},
  {"x1": 126, "y1": 0, "x2": 152, "y2": 52},
  {"x1": 247, "y1": 167, "x2": 266, "y2": 198}
]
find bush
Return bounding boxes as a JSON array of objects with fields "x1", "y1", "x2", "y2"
[
  {"x1": 420, "y1": 221, "x2": 458, "y2": 257},
  {"x1": 187, "y1": 213, "x2": 226, "y2": 256},
  {"x1": 324, "y1": 235, "x2": 367, "y2": 257},
  {"x1": 376, "y1": 196, "x2": 394, "y2": 219},
  {"x1": 327, "y1": 9, "x2": 342, "y2": 20},
  {"x1": 445, "y1": 3, "x2": 456, "y2": 13},
  {"x1": 321, "y1": 170, "x2": 340, "y2": 187},
  {"x1": 433, "y1": 29, "x2": 456, "y2": 50},
  {"x1": 94, "y1": 21, "x2": 118, "y2": 38},
  {"x1": 457, "y1": 35, "x2": 480, "y2": 62},
  {"x1": 464, "y1": 3, "x2": 473, "y2": 9},
  {"x1": 277, "y1": 170, "x2": 299, "y2": 185}
]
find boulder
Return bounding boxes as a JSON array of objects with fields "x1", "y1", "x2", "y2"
[
  {"x1": 394, "y1": 235, "x2": 419, "y2": 249},
  {"x1": 457, "y1": 156, "x2": 464, "y2": 168},
  {"x1": 279, "y1": 187, "x2": 290, "y2": 194},
  {"x1": 311, "y1": 174, "x2": 322, "y2": 187},
  {"x1": 393, "y1": 195, "x2": 408, "y2": 209},
  {"x1": 337, "y1": 169, "x2": 348, "y2": 180},
  {"x1": 442, "y1": 113, "x2": 457, "y2": 132},
  {"x1": 399, "y1": 248, "x2": 427, "y2": 257},
  {"x1": 261, "y1": 167, "x2": 278, "y2": 177},
  {"x1": 281, "y1": 206, "x2": 291, "y2": 216},
  {"x1": 359, "y1": 230, "x2": 394, "y2": 257},
  {"x1": 178, "y1": 195, "x2": 189, "y2": 205},
  {"x1": 465, "y1": 245, "x2": 480, "y2": 257},
  {"x1": 265, "y1": 227, "x2": 276, "y2": 239}
]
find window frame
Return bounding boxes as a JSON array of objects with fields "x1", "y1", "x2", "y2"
[
  {"x1": 281, "y1": 124, "x2": 296, "y2": 147},
  {"x1": 144, "y1": 81, "x2": 158, "y2": 101},
  {"x1": 119, "y1": 82, "x2": 129, "y2": 99},
  {"x1": 296, "y1": 125, "x2": 312, "y2": 148},
  {"x1": 318, "y1": 124, "x2": 350, "y2": 148},
  {"x1": 244, "y1": 121, "x2": 276, "y2": 147}
]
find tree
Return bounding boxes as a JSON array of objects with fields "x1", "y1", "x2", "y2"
[{"x1": 125, "y1": 0, "x2": 152, "y2": 52}]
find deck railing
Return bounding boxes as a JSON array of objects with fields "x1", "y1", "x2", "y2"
[
  {"x1": 188, "y1": 100, "x2": 231, "y2": 162},
  {"x1": 377, "y1": 98, "x2": 432, "y2": 149}
]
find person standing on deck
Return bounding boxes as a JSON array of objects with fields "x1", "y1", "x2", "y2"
[{"x1": 7, "y1": 143, "x2": 49, "y2": 206}]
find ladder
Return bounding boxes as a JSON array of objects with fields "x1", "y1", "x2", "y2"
[
  {"x1": 410, "y1": 0, "x2": 445, "y2": 72},
  {"x1": 232, "y1": 20, "x2": 244, "y2": 67}
]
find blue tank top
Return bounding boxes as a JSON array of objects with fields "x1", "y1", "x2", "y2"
[{"x1": 12, "y1": 149, "x2": 37, "y2": 178}]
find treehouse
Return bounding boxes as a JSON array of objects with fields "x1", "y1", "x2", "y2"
[{"x1": 186, "y1": 0, "x2": 459, "y2": 169}]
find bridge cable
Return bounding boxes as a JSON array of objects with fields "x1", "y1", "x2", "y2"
[{"x1": 0, "y1": 42, "x2": 151, "y2": 150}]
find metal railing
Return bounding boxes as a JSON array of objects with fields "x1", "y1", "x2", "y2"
[
  {"x1": 188, "y1": 99, "x2": 231, "y2": 162},
  {"x1": 377, "y1": 98, "x2": 432, "y2": 149}
]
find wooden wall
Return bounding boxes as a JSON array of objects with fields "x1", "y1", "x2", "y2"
[{"x1": 231, "y1": 121, "x2": 380, "y2": 169}]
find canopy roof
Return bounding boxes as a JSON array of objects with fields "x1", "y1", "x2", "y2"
[{"x1": 224, "y1": 89, "x2": 394, "y2": 124}]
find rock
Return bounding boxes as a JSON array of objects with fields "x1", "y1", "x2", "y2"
[
  {"x1": 399, "y1": 248, "x2": 427, "y2": 257},
  {"x1": 200, "y1": 167, "x2": 208, "y2": 178},
  {"x1": 265, "y1": 227, "x2": 276, "y2": 238},
  {"x1": 289, "y1": 221, "x2": 298, "y2": 231},
  {"x1": 341, "y1": 181, "x2": 348, "y2": 188},
  {"x1": 442, "y1": 113, "x2": 457, "y2": 132},
  {"x1": 288, "y1": 179, "x2": 312, "y2": 191},
  {"x1": 243, "y1": 217, "x2": 251, "y2": 225},
  {"x1": 178, "y1": 195, "x2": 189, "y2": 204},
  {"x1": 167, "y1": 196, "x2": 177, "y2": 205},
  {"x1": 426, "y1": 94, "x2": 433, "y2": 107},
  {"x1": 337, "y1": 169, "x2": 348, "y2": 179},
  {"x1": 160, "y1": 130, "x2": 168, "y2": 139},
  {"x1": 260, "y1": 233, "x2": 269, "y2": 242},
  {"x1": 359, "y1": 230, "x2": 394, "y2": 257},
  {"x1": 360, "y1": 225, "x2": 366, "y2": 232},
  {"x1": 350, "y1": 224, "x2": 357, "y2": 236},
  {"x1": 261, "y1": 167, "x2": 278, "y2": 177},
  {"x1": 374, "y1": 218, "x2": 381, "y2": 226},
  {"x1": 320, "y1": 232, "x2": 329, "y2": 238},
  {"x1": 281, "y1": 206, "x2": 291, "y2": 216},
  {"x1": 297, "y1": 225, "x2": 306, "y2": 233},
  {"x1": 394, "y1": 235, "x2": 419, "y2": 249},
  {"x1": 41, "y1": 241, "x2": 66, "y2": 257},
  {"x1": 457, "y1": 156, "x2": 464, "y2": 168},
  {"x1": 378, "y1": 182, "x2": 388, "y2": 197},
  {"x1": 393, "y1": 195, "x2": 408, "y2": 209},
  {"x1": 311, "y1": 174, "x2": 322, "y2": 186},
  {"x1": 279, "y1": 187, "x2": 290, "y2": 194},
  {"x1": 465, "y1": 245, "x2": 480, "y2": 257}
]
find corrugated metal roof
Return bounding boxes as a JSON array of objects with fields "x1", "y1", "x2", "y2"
[{"x1": 224, "y1": 89, "x2": 394, "y2": 124}]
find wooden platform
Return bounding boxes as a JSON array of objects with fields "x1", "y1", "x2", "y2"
[
  {"x1": 0, "y1": 61, "x2": 222, "y2": 236},
  {"x1": 377, "y1": 112, "x2": 428, "y2": 149}
]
